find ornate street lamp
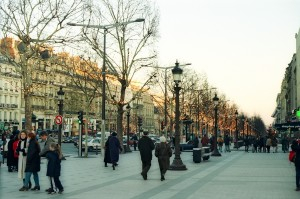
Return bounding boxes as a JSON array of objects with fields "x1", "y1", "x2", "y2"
[
  {"x1": 211, "y1": 93, "x2": 221, "y2": 156},
  {"x1": 125, "y1": 104, "x2": 132, "y2": 153},
  {"x1": 57, "y1": 86, "x2": 65, "y2": 146},
  {"x1": 169, "y1": 61, "x2": 187, "y2": 170},
  {"x1": 235, "y1": 110, "x2": 239, "y2": 150}
]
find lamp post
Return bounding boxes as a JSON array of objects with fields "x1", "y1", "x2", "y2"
[
  {"x1": 141, "y1": 64, "x2": 190, "y2": 137},
  {"x1": 169, "y1": 61, "x2": 187, "y2": 170},
  {"x1": 57, "y1": 86, "x2": 65, "y2": 147},
  {"x1": 67, "y1": 18, "x2": 145, "y2": 155},
  {"x1": 235, "y1": 110, "x2": 239, "y2": 150},
  {"x1": 211, "y1": 93, "x2": 221, "y2": 156},
  {"x1": 125, "y1": 104, "x2": 132, "y2": 153}
]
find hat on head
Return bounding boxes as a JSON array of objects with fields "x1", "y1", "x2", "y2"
[{"x1": 112, "y1": 132, "x2": 117, "y2": 136}]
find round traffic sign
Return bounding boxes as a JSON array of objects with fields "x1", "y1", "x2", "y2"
[{"x1": 55, "y1": 115, "x2": 63, "y2": 125}]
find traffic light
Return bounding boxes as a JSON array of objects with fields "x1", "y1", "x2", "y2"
[
  {"x1": 138, "y1": 117, "x2": 143, "y2": 126},
  {"x1": 78, "y1": 111, "x2": 83, "y2": 124}
]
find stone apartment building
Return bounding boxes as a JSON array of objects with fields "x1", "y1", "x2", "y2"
[{"x1": 0, "y1": 37, "x2": 157, "y2": 135}]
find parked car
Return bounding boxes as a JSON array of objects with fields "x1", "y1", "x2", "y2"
[
  {"x1": 78, "y1": 138, "x2": 101, "y2": 152},
  {"x1": 179, "y1": 140, "x2": 194, "y2": 151}
]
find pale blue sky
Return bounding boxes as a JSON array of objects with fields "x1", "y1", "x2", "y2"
[{"x1": 154, "y1": 0, "x2": 300, "y2": 125}]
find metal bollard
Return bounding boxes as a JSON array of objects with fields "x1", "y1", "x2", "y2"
[{"x1": 96, "y1": 145, "x2": 98, "y2": 155}]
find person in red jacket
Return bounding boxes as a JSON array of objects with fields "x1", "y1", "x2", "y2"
[{"x1": 12, "y1": 135, "x2": 19, "y2": 171}]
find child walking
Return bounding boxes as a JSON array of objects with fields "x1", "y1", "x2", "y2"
[{"x1": 46, "y1": 143, "x2": 64, "y2": 194}]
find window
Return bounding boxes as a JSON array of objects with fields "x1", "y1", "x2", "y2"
[{"x1": 14, "y1": 112, "x2": 17, "y2": 120}]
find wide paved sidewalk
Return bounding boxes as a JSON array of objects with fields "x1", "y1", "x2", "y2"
[{"x1": 0, "y1": 149, "x2": 299, "y2": 199}]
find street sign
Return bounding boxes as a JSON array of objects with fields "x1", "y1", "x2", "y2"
[{"x1": 55, "y1": 115, "x2": 63, "y2": 125}]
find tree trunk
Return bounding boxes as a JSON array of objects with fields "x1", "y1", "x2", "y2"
[
  {"x1": 117, "y1": 105, "x2": 124, "y2": 151},
  {"x1": 24, "y1": 91, "x2": 32, "y2": 131},
  {"x1": 23, "y1": 60, "x2": 33, "y2": 131}
]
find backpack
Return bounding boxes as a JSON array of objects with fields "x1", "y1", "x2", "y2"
[{"x1": 289, "y1": 151, "x2": 296, "y2": 163}]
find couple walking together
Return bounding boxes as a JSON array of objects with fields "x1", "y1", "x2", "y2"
[{"x1": 138, "y1": 132, "x2": 172, "y2": 181}]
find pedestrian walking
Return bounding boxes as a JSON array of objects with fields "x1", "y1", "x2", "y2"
[
  {"x1": 291, "y1": 139, "x2": 300, "y2": 191},
  {"x1": 193, "y1": 136, "x2": 200, "y2": 148},
  {"x1": 46, "y1": 143, "x2": 64, "y2": 194},
  {"x1": 138, "y1": 131, "x2": 155, "y2": 180},
  {"x1": 244, "y1": 136, "x2": 250, "y2": 153},
  {"x1": 131, "y1": 134, "x2": 138, "y2": 151},
  {"x1": 155, "y1": 136, "x2": 172, "y2": 181},
  {"x1": 224, "y1": 134, "x2": 231, "y2": 152},
  {"x1": 272, "y1": 137, "x2": 278, "y2": 153},
  {"x1": 217, "y1": 135, "x2": 223, "y2": 152},
  {"x1": 282, "y1": 136, "x2": 289, "y2": 153},
  {"x1": 16, "y1": 130, "x2": 32, "y2": 190},
  {"x1": 201, "y1": 134, "x2": 209, "y2": 147},
  {"x1": 108, "y1": 132, "x2": 122, "y2": 170},
  {"x1": 104, "y1": 135, "x2": 112, "y2": 167},
  {"x1": 20, "y1": 132, "x2": 41, "y2": 191},
  {"x1": 266, "y1": 137, "x2": 272, "y2": 153},
  {"x1": 7, "y1": 134, "x2": 18, "y2": 172}
]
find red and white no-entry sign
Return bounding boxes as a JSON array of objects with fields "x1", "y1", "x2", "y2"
[{"x1": 55, "y1": 115, "x2": 63, "y2": 125}]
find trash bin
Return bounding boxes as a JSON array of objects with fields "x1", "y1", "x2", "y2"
[{"x1": 193, "y1": 148, "x2": 201, "y2": 163}]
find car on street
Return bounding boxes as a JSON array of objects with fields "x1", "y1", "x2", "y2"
[
  {"x1": 79, "y1": 138, "x2": 101, "y2": 152},
  {"x1": 179, "y1": 140, "x2": 194, "y2": 151}
]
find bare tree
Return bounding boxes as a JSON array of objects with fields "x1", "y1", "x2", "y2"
[
  {"x1": 69, "y1": 0, "x2": 159, "y2": 146},
  {"x1": 63, "y1": 55, "x2": 101, "y2": 157},
  {"x1": 0, "y1": 0, "x2": 83, "y2": 130}
]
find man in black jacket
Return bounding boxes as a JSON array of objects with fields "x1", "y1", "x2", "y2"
[
  {"x1": 138, "y1": 132, "x2": 155, "y2": 180},
  {"x1": 291, "y1": 139, "x2": 300, "y2": 191}
]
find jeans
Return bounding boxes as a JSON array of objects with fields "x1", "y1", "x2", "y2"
[
  {"x1": 25, "y1": 172, "x2": 39, "y2": 187},
  {"x1": 296, "y1": 166, "x2": 300, "y2": 188}
]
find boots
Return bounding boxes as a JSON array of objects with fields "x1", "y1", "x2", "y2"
[
  {"x1": 160, "y1": 174, "x2": 165, "y2": 181},
  {"x1": 105, "y1": 162, "x2": 108, "y2": 167},
  {"x1": 19, "y1": 186, "x2": 29, "y2": 191},
  {"x1": 31, "y1": 186, "x2": 40, "y2": 191}
]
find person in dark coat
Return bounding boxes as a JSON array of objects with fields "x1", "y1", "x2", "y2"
[
  {"x1": 224, "y1": 134, "x2": 231, "y2": 152},
  {"x1": 7, "y1": 135, "x2": 17, "y2": 172},
  {"x1": 104, "y1": 135, "x2": 112, "y2": 167},
  {"x1": 131, "y1": 134, "x2": 138, "y2": 151},
  {"x1": 46, "y1": 142, "x2": 64, "y2": 194},
  {"x1": 20, "y1": 132, "x2": 41, "y2": 191},
  {"x1": 291, "y1": 139, "x2": 300, "y2": 191},
  {"x1": 108, "y1": 132, "x2": 122, "y2": 170},
  {"x1": 138, "y1": 131, "x2": 155, "y2": 180},
  {"x1": 155, "y1": 136, "x2": 172, "y2": 181},
  {"x1": 193, "y1": 136, "x2": 199, "y2": 148}
]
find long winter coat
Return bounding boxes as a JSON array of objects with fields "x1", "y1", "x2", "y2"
[
  {"x1": 104, "y1": 136, "x2": 112, "y2": 164},
  {"x1": 17, "y1": 139, "x2": 27, "y2": 179},
  {"x1": 155, "y1": 142, "x2": 172, "y2": 174},
  {"x1": 109, "y1": 136, "x2": 121, "y2": 163},
  {"x1": 46, "y1": 151, "x2": 61, "y2": 177},
  {"x1": 7, "y1": 138, "x2": 16, "y2": 167},
  {"x1": 138, "y1": 136, "x2": 155, "y2": 162},
  {"x1": 25, "y1": 139, "x2": 41, "y2": 173}
]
